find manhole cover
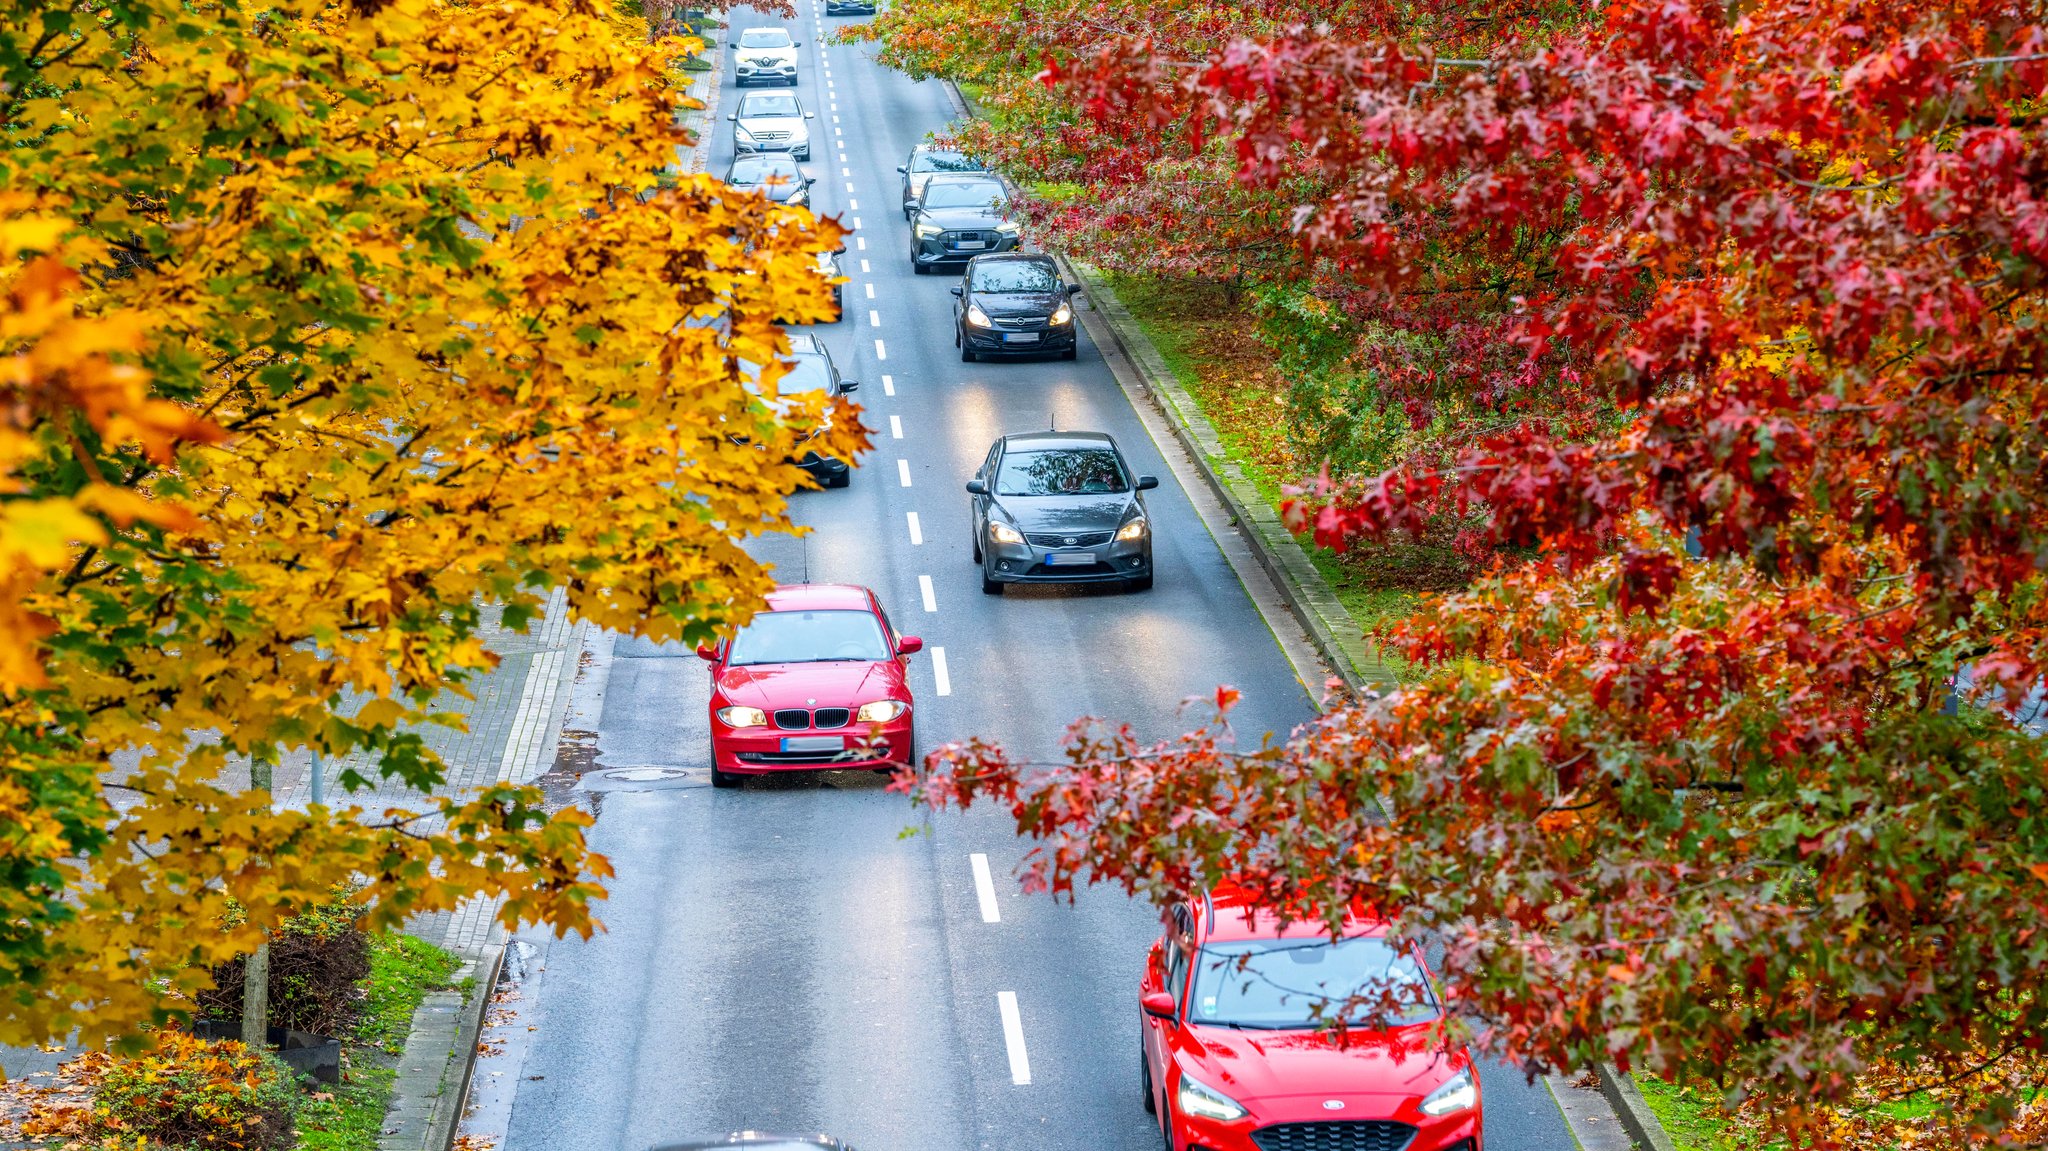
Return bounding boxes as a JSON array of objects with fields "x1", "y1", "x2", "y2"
[{"x1": 602, "y1": 767, "x2": 688, "y2": 783}]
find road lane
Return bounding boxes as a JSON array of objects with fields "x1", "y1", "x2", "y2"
[{"x1": 481, "y1": 6, "x2": 1582, "y2": 1151}]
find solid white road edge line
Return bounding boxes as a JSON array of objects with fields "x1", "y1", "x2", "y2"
[
  {"x1": 906, "y1": 511, "x2": 923, "y2": 545},
  {"x1": 970, "y1": 853, "x2": 1000, "y2": 922},
  {"x1": 997, "y1": 991, "x2": 1031, "y2": 1084},
  {"x1": 919, "y1": 574, "x2": 937, "y2": 613},
  {"x1": 932, "y1": 646, "x2": 952, "y2": 695},
  {"x1": 897, "y1": 459, "x2": 912, "y2": 487},
  {"x1": 889, "y1": 414, "x2": 902, "y2": 438}
]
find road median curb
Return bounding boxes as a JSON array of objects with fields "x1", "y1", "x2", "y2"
[
  {"x1": 1598, "y1": 1064, "x2": 1680, "y2": 1151},
  {"x1": 378, "y1": 943, "x2": 505, "y2": 1151}
]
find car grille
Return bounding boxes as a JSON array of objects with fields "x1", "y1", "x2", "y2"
[
  {"x1": 813, "y1": 707, "x2": 852, "y2": 729},
  {"x1": 748, "y1": 56, "x2": 784, "y2": 66},
  {"x1": 991, "y1": 314, "x2": 1049, "y2": 330},
  {"x1": 768, "y1": 707, "x2": 855, "y2": 730},
  {"x1": 773, "y1": 708, "x2": 810, "y2": 730},
  {"x1": 752, "y1": 130, "x2": 791, "y2": 141},
  {"x1": 1026, "y1": 531, "x2": 1112, "y2": 548},
  {"x1": 1250, "y1": 1122, "x2": 1419, "y2": 1151},
  {"x1": 944, "y1": 230, "x2": 999, "y2": 244}
]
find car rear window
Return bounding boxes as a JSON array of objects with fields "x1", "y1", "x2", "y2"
[
  {"x1": 739, "y1": 28, "x2": 793, "y2": 48},
  {"x1": 727, "y1": 610, "x2": 886, "y2": 665},
  {"x1": 995, "y1": 448, "x2": 1128, "y2": 496},
  {"x1": 971, "y1": 261, "x2": 1059, "y2": 293},
  {"x1": 727, "y1": 156, "x2": 800, "y2": 187},
  {"x1": 1189, "y1": 936, "x2": 1439, "y2": 1029},
  {"x1": 738, "y1": 355, "x2": 833, "y2": 396},
  {"x1": 740, "y1": 93, "x2": 802, "y2": 118},
  {"x1": 912, "y1": 149, "x2": 981, "y2": 174},
  {"x1": 922, "y1": 180, "x2": 1005, "y2": 209}
]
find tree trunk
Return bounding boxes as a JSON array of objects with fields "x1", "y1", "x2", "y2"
[{"x1": 242, "y1": 760, "x2": 273, "y2": 1047}]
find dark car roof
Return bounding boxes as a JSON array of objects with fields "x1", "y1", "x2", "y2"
[
  {"x1": 967, "y1": 253, "x2": 1054, "y2": 270},
  {"x1": 1000, "y1": 430, "x2": 1116, "y2": 451},
  {"x1": 922, "y1": 173, "x2": 1003, "y2": 192},
  {"x1": 650, "y1": 1137, "x2": 844, "y2": 1151}
]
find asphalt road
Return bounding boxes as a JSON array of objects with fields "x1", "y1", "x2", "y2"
[{"x1": 469, "y1": 6, "x2": 1583, "y2": 1150}]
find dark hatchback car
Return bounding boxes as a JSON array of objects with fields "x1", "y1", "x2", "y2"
[
  {"x1": 965, "y1": 431, "x2": 1157, "y2": 594},
  {"x1": 736, "y1": 333, "x2": 858, "y2": 488},
  {"x1": 951, "y1": 253, "x2": 1081, "y2": 362},
  {"x1": 825, "y1": 0, "x2": 876, "y2": 12},
  {"x1": 908, "y1": 174, "x2": 1017, "y2": 274},
  {"x1": 722, "y1": 154, "x2": 814, "y2": 209},
  {"x1": 898, "y1": 144, "x2": 986, "y2": 219}
]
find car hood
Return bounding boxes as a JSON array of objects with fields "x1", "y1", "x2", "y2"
[
  {"x1": 715, "y1": 660, "x2": 901, "y2": 710},
  {"x1": 916, "y1": 205, "x2": 1007, "y2": 230},
  {"x1": 1180, "y1": 1026, "x2": 1462, "y2": 1109},
  {"x1": 737, "y1": 114, "x2": 808, "y2": 133},
  {"x1": 991, "y1": 493, "x2": 1134, "y2": 534},
  {"x1": 732, "y1": 180, "x2": 804, "y2": 202},
  {"x1": 971, "y1": 290, "x2": 1062, "y2": 317}
]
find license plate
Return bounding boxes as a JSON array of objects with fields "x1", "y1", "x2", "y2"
[
  {"x1": 1003, "y1": 332, "x2": 1041, "y2": 343},
  {"x1": 1045, "y1": 552, "x2": 1094, "y2": 566},
  {"x1": 953, "y1": 240, "x2": 987, "y2": 250},
  {"x1": 781, "y1": 735, "x2": 845, "y2": 752}
]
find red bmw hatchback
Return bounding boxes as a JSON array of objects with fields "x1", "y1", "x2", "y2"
[
  {"x1": 698, "y1": 584, "x2": 920, "y2": 789},
  {"x1": 1141, "y1": 889, "x2": 1483, "y2": 1151}
]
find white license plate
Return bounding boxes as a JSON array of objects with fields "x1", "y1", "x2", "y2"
[
  {"x1": 781, "y1": 735, "x2": 845, "y2": 752},
  {"x1": 953, "y1": 240, "x2": 987, "y2": 250},
  {"x1": 1045, "y1": 552, "x2": 1095, "y2": 566},
  {"x1": 1003, "y1": 332, "x2": 1041, "y2": 343}
]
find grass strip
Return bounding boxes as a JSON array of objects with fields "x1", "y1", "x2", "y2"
[{"x1": 294, "y1": 934, "x2": 462, "y2": 1151}]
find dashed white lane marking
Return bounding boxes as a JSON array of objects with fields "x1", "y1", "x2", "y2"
[
  {"x1": 833, "y1": 115, "x2": 841, "y2": 124},
  {"x1": 850, "y1": 197, "x2": 860, "y2": 210},
  {"x1": 869, "y1": 309, "x2": 881, "y2": 327},
  {"x1": 889, "y1": 413, "x2": 902, "y2": 438},
  {"x1": 843, "y1": 166, "x2": 852, "y2": 176},
  {"x1": 881, "y1": 373, "x2": 894, "y2": 396},
  {"x1": 997, "y1": 991, "x2": 1030, "y2": 1084},
  {"x1": 906, "y1": 511, "x2": 923, "y2": 545},
  {"x1": 860, "y1": 259, "x2": 871, "y2": 273},
  {"x1": 865, "y1": 283, "x2": 876, "y2": 299},
  {"x1": 897, "y1": 459, "x2": 912, "y2": 487},
  {"x1": 835, "y1": 127, "x2": 843, "y2": 137},
  {"x1": 856, "y1": 237, "x2": 867, "y2": 250},
  {"x1": 853, "y1": 216, "x2": 863, "y2": 229},
  {"x1": 874, "y1": 338, "x2": 887, "y2": 360},
  {"x1": 932, "y1": 646, "x2": 952, "y2": 696},
  {"x1": 970, "y1": 853, "x2": 1000, "y2": 921}
]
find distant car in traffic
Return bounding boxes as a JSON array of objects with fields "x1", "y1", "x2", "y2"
[
  {"x1": 722, "y1": 154, "x2": 815, "y2": 208},
  {"x1": 729, "y1": 90, "x2": 814, "y2": 162},
  {"x1": 897, "y1": 144, "x2": 986, "y2": 219},
  {"x1": 908, "y1": 174, "x2": 1017, "y2": 274},
  {"x1": 824, "y1": 0, "x2": 877, "y2": 13},
  {"x1": 965, "y1": 430, "x2": 1155, "y2": 593},
  {"x1": 698, "y1": 584, "x2": 920, "y2": 789},
  {"x1": 651, "y1": 1136, "x2": 856, "y2": 1151},
  {"x1": 809, "y1": 245, "x2": 848, "y2": 322},
  {"x1": 732, "y1": 26, "x2": 800, "y2": 86},
  {"x1": 1141, "y1": 889, "x2": 1484, "y2": 1151},
  {"x1": 734, "y1": 333, "x2": 857, "y2": 487},
  {"x1": 950, "y1": 253, "x2": 1081, "y2": 362}
]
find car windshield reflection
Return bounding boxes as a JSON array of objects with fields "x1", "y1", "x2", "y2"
[
  {"x1": 996, "y1": 448, "x2": 1129, "y2": 496},
  {"x1": 971, "y1": 263, "x2": 1059, "y2": 293},
  {"x1": 727, "y1": 610, "x2": 887, "y2": 665},
  {"x1": 1189, "y1": 936, "x2": 1440, "y2": 1029}
]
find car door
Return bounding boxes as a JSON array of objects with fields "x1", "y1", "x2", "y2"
[
  {"x1": 973, "y1": 441, "x2": 1000, "y2": 541},
  {"x1": 1143, "y1": 902, "x2": 1195, "y2": 1105}
]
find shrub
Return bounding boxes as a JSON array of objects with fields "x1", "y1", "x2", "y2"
[
  {"x1": 197, "y1": 888, "x2": 370, "y2": 1038},
  {"x1": 82, "y1": 1031, "x2": 297, "y2": 1150}
]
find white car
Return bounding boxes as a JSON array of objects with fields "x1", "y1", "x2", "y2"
[
  {"x1": 728, "y1": 91, "x2": 814, "y2": 162},
  {"x1": 733, "y1": 26, "x2": 800, "y2": 86}
]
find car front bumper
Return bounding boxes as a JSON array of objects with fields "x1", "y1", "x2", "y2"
[
  {"x1": 985, "y1": 531, "x2": 1149, "y2": 584},
  {"x1": 913, "y1": 233, "x2": 1019, "y2": 267},
  {"x1": 962, "y1": 321, "x2": 1076, "y2": 355},
  {"x1": 735, "y1": 62, "x2": 797, "y2": 83},
  {"x1": 1167, "y1": 1104, "x2": 1482, "y2": 1151},
  {"x1": 711, "y1": 716, "x2": 913, "y2": 775},
  {"x1": 735, "y1": 135, "x2": 807, "y2": 155}
]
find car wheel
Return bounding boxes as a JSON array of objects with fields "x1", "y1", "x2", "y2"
[
  {"x1": 1062, "y1": 346, "x2": 1078, "y2": 361},
  {"x1": 981, "y1": 564, "x2": 1004, "y2": 596},
  {"x1": 971, "y1": 525, "x2": 983, "y2": 563},
  {"x1": 1128, "y1": 573, "x2": 1154, "y2": 592},
  {"x1": 711, "y1": 764, "x2": 740, "y2": 789},
  {"x1": 833, "y1": 287, "x2": 845, "y2": 321},
  {"x1": 795, "y1": 148, "x2": 811, "y2": 161},
  {"x1": 912, "y1": 257, "x2": 927, "y2": 275},
  {"x1": 1141, "y1": 1048, "x2": 1156, "y2": 1115},
  {"x1": 825, "y1": 468, "x2": 851, "y2": 489},
  {"x1": 961, "y1": 344, "x2": 975, "y2": 363}
]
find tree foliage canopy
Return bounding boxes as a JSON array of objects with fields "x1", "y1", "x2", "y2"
[{"x1": 0, "y1": 0, "x2": 851, "y2": 1051}]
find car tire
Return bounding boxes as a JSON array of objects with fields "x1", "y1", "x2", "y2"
[
  {"x1": 1062, "y1": 346, "x2": 1078, "y2": 361},
  {"x1": 981, "y1": 566, "x2": 1004, "y2": 596},
  {"x1": 1129, "y1": 572, "x2": 1154, "y2": 592},
  {"x1": 796, "y1": 148, "x2": 811, "y2": 161},
  {"x1": 711, "y1": 764, "x2": 740, "y2": 789},
  {"x1": 825, "y1": 468, "x2": 851, "y2": 489},
  {"x1": 961, "y1": 345, "x2": 975, "y2": 363},
  {"x1": 833, "y1": 287, "x2": 845, "y2": 321},
  {"x1": 912, "y1": 258, "x2": 927, "y2": 275},
  {"x1": 1141, "y1": 1048, "x2": 1156, "y2": 1115}
]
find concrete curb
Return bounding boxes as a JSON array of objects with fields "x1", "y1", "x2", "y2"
[
  {"x1": 378, "y1": 944, "x2": 505, "y2": 1151},
  {"x1": 1598, "y1": 1064, "x2": 1680, "y2": 1151}
]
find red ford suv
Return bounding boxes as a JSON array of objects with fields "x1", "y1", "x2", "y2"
[{"x1": 1140, "y1": 889, "x2": 1484, "y2": 1151}]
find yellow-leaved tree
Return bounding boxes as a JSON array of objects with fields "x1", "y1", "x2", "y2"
[{"x1": 0, "y1": 0, "x2": 856, "y2": 1051}]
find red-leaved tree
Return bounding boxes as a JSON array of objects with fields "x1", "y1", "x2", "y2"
[{"x1": 904, "y1": 0, "x2": 2048, "y2": 1142}]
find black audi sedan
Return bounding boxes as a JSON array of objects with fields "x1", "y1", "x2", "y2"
[
  {"x1": 965, "y1": 430, "x2": 1157, "y2": 594},
  {"x1": 950, "y1": 254, "x2": 1081, "y2": 362},
  {"x1": 908, "y1": 174, "x2": 1017, "y2": 274}
]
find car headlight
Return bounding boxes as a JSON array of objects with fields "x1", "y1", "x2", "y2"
[
  {"x1": 965, "y1": 303, "x2": 991, "y2": 327},
  {"x1": 996, "y1": 219, "x2": 1021, "y2": 234},
  {"x1": 1177, "y1": 1072, "x2": 1248, "y2": 1122},
  {"x1": 1050, "y1": 302, "x2": 1072, "y2": 325},
  {"x1": 914, "y1": 222, "x2": 942, "y2": 238},
  {"x1": 855, "y1": 699, "x2": 909, "y2": 723},
  {"x1": 1116, "y1": 517, "x2": 1147, "y2": 541},
  {"x1": 988, "y1": 521, "x2": 1024, "y2": 545},
  {"x1": 735, "y1": 124, "x2": 755, "y2": 143},
  {"x1": 716, "y1": 705, "x2": 768, "y2": 728},
  {"x1": 1420, "y1": 1070, "x2": 1477, "y2": 1117}
]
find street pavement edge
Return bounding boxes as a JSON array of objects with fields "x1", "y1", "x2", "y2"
[{"x1": 378, "y1": 945, "x2": 507, "y2": 1151}]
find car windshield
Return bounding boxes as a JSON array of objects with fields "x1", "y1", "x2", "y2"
[
  {"x1": 995, "y1": 448, "x2": 1128, "y2": 496},
  {"x1": 728, "y1": 156, "x2": 800, "y2": 187},
  {"x1": 739, "y1": 28, "x2": 792, "y2": 48},
  {"x1": 923, "y1": 180, "x2": 1005, "y2": 209},
  {"x1": 971, "y1": 261, "x2": 1059, "y2": 294},
  {"x1": 741, "y1": 94, "x2": 802, "y2": 118},
  {"x1": 1189, "y1": 936, "x2": 1440, "y2": 1029},
  {"x1": 912, "y1": 149, "x2": 981, "y2": 174},
  {"x1": 727, "y1": 609, "x2": 888, "y2": 665},
  {"x1": 739, "y1": 355, "x2": 833, "y2": 396}
]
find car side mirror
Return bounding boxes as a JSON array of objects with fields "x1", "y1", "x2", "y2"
[
  {"x1": 794, "y1": 40, "x2": 802, "y2": 46},
  {"x1": 897, "y1": 165, "x2": 909, "y2": 174},
  {"x1": 949, "y1": 285, "x2": 963, "y2": 297},
  {"x1": 696, "y1": 643, "x2": 718, "y2": 661},
  {"x1": 965, "y1": 479, "x2": 988, "y2": 495},
  {"x1": 836, "y1": 244, "x2": 848, "y2": 254},
  {"x1": 726, "y1": 113, "x2": 737, "y2": 121},
  {"x1": 1068, "y1": 283, "x2": 1084, "y2": 295},
  {"x1": 1141, "y1": 991, "x2": 1177, "y2": 1021},
  {"x1": 840, "y1": 380, "x2": 859, "y2": 393},
  {"x1": 896, "y1": 635, "x2": 923, "y2": 655},
  {"x1": 804, "y1": 112, "x2": 815, "y2": 119},
  {"x1": 1136, "y1": 475, "x2": 1160, "y2": 491}
]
